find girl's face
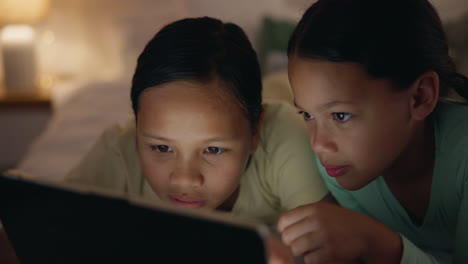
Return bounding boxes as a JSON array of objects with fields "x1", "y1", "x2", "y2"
[
  {"x1": 289, "y1": 58, "x2": 415, "y2": 190},
  {"x1": 136, "y1": 80, "x2": 258, "y2": 211}
]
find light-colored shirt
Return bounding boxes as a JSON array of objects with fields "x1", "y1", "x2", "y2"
[
  {"x1": 319, "y1": 102, "x2": 468, "y2": 264},
  {"x1": 66, "y1": 101, "x2": 328, "y2": 225}
]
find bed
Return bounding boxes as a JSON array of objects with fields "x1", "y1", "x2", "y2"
[
  {"x1": 14, "y1": 1, "x2": 468, "y2": 181},
  {"x1": 12, "y1": 0, "x2": 306, "y2": 180}
]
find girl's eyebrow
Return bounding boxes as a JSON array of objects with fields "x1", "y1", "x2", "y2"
[
  {"x1": 293, "y1": 101, "x2": 304, "y2": 110},
  {"x1": 203, "y1": 137, "x2": 237, "y2": 143},
  {"x1": 140, "y1": 133, "x2": 173, "y2": 142},
  {"x1": 318, "y1": 100, "x2": 354, "y2": 111},
  {"x1": 140, "y1": 133, "x2": 237, "y2": 143},
  {"x1": 294, "y1": 100, "x2": 354, "y2": 112}
]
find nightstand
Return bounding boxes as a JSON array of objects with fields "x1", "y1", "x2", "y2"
[{"x1": 0, "y1": 87, "x2": 53, "y2": 171}]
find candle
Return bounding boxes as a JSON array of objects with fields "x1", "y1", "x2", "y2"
[{"x1": 1, "y1": 25, "x2": 38, "y2": 94}]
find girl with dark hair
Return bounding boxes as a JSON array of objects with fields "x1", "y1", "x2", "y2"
[
  {"x1": 65, "y1": 17, "x2": 328, "y2": 231},
  {"x1": 278, "y1": 0, "x2": 468, "y2": 263}
]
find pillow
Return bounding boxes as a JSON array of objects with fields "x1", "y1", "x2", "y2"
[
  {"x1": 445, "y1": 13, "x2": 468, "y2": 76},
  {"x1": 257, "y1": 16, "x2": 296, "y2": 75},
  {"x1": 17, "y1": 79, "x2": 133, "y2": 180}
]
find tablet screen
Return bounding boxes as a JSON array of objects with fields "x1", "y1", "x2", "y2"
[{"x1": 0, "y1": 170, "x2": 268, "y2": 264}]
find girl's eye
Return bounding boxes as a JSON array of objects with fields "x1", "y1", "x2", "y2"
[
  {"x1": 151, "y1": 145, "x2": 173, "y2": 153},
  {"x1": 204, "y1": 146, "x2": 225, "y2": 155},
  {"x1": 333, "y1": 112, "x2": 352, "y2": 122},
  {"x1": 298, "y1": 111, "x2": 314, "y2": 120}
]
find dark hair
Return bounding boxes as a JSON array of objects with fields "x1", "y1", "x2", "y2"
[
  {"x1": 288, "y1": 0, "x2": 468, "y2": 100},
  {"x1": 131, "y1": 17, "x2": 263, "y2": 133}
]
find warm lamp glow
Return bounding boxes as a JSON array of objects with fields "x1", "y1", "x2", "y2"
[
  {"x1": 1, "y1": 25, "x2": 37, "y2": 92},
  {"x1": 1, "y1": 25, "x2": 35, "y2": 43},
  {"x1": 0, "y1": 0, "x2": 50, "y2": 93},
  {"x1": 0, "y1": 0, "x2": 50, "y2": 25}
]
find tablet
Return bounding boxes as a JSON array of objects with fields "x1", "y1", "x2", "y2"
[{"x1": 0, "y1": 170, "x2": 269, "y2": 263}]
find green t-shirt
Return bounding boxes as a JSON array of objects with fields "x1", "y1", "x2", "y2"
[
  {"x1": 65, "y1": 101, "x2": 328, "y2": 226},
  {"x1": 319, "y1": 102, "x2": 468, "y2": 263}
]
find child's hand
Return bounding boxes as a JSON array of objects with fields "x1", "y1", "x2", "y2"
[
  {"x1": 277, "y1": 202, "x2": 402, "y2": 264},
  {"x1": 267, "y1": 236, "x2": 295, "y2": 264}
]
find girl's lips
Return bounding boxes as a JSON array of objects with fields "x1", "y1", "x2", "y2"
[
  {"x1": 323, "y1": 165, "x2": 350, "y2": 178},
  {"x1": 169, "y1": 195, "x2": 205, "y2": 208}
]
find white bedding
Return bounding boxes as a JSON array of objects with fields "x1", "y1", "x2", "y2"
[
  {"x1": 17, "y1": 78, "x2": 134, "y2": 180},
  {"x1": 17, "y1": 72, "x2": 294, "y2": 180}
]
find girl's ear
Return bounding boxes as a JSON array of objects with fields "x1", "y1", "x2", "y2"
[
  {"x1": 409, "y1": 71, "x2": 439, "y2": 120},
  {"x1": 251, "y1": 108, "x2": 266, "y2": 153}
]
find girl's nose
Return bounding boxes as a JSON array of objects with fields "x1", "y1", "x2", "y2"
[
  {"x1": 310, "y1": 125, "x2": 337, "y2": 154},
  {"x1": 170, "y1": 162, "x2": 204, "y2": 188}
]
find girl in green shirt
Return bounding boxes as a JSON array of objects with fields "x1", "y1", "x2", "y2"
[{"x1": 278, "y1": 0, "x2": 468, "y2": 263}]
